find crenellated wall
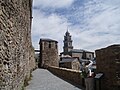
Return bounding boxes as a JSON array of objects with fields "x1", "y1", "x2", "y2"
[
  {"x1": 39, "y1": 39, "x2": 59, "y2": 68},
  {"x1": 0, "y1": 0, "x2": 35, "y2": 90}
]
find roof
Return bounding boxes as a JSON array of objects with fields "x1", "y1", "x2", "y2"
[
  {"x1": 68, "y1": 49, "x2": 94, "y2": 53},
  {"x1": 80, "y1": 59, "x2": 89, "y2": 62},
  {"x1": 39, "y1": 38, "x2": 58, "y2": 43},
  {"x1": 80, "y1": 58, "x2": 96, "y2": 64},
  {"x1": 62, "y1": 55, "x2": 71, "y2": 57},
  {"x1": 65, "y1": 30, "x2": 70, "y2": 35},
  {"x1": 60, "y1": 57, "x2": 78, "y2": 63}
]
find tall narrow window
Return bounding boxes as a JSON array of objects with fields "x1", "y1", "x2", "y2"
[
  {"x1": 49, "y1": 42, "x2": 51, "y2": 48},
  {"x1": 55, "y1": 42, "x2": 57, "y2": 49},
  {"x1": 89, "y1": 55, "x2": 91, "y2": 59}
]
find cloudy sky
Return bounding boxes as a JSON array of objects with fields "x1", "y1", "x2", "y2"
[{"x1": 32, "y1": 0, "x2": 120, "y2": 53}]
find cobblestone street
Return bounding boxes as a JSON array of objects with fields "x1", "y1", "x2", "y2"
[{"x1": 26, "y1": 69, "x2": 82, "y2": 90}]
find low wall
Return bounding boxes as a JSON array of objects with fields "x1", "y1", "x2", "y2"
[{"x1": 48, "y1": 66, "x2": 83, "y2": 86}]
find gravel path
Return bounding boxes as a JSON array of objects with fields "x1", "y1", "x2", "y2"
[{"x1": 26, "y1": 69, "x2": 82, "y2": 90}]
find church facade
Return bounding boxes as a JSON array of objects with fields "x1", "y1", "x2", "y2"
[{"x1": 61, "y1": 30, "x2": 94, "y2": 60}]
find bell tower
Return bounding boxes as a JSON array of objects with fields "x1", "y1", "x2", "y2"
[{"x1": 63, "y1": 30, "x2": 73, "y2": 55}]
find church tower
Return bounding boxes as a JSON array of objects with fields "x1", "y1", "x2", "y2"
[{"x1": 63, "y1": 30, "x2": 73, "y2": 55}]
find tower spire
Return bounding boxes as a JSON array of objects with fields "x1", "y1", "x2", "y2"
[
  {"x1": 67, "y1": 27, "x2": 69, "y2": 32},
  {"x1": 66, "y1": 27, "x2": 70, "y2": 36},
  {"x1": 63, "y1": 28, "x2": 73, "y2": 55}
]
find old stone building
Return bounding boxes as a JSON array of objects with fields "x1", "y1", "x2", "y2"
[
  {"x1": 0, "y1": 0, "x2": 35, "y2": 90},
  {"x1": 95, "y1": 45, "x2": 120, "y2": 90},
  {"x1": 60, "y1": 56, "x2": 80, "y2": 70},
  {"x1": 39, "y1": 38, "x2": 59, "y2": 68}
]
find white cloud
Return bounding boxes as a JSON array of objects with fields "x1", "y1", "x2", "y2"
[
  {"x1": 66, "y1": 0, "x2": 120, "y2": 51},
  {"x1": 32, "y1": 9, "x2": 71, "y2": 52},
  {"x1": 32, "y1": 10, "x2": 71, "y2": 37},
  {"x1": 33, "y1": 0, "x2": 74, "y2": 8},
  {"x1": 32, "y1": 0, "x2": 120, "y2": 53},
  {"x1": 104, "y1": 0, "x2": 120, "y2": 6}
]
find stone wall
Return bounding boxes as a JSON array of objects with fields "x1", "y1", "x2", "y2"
[
  {"x1": 95, "y1": 45, "x2": 120, "y2": 90},
  {"x1": 0, "y1": 0, "x2": 35, "y2": 90},
  {"x1": 48, "y1": 66, "x2": 83, "y2": 87},
  {"x1": 39, "y1": 39, "x2": 59, "y2": 68}
]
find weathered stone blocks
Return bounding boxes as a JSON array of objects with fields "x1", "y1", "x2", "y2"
[
  {"x1": 96, "y1": 45, "x2": 120, "y2": 90},
  {"x1": 0, "y1": 0, "x2": 35, "y2": 90},
  {"x1": 39, "y1": 39, "x2": 59, "y2": 68},
  {"x1": 48, "y1": 66, "x2": 83, "y2": 86}
]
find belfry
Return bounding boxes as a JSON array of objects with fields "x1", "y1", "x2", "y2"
[{"x1": 63, "y1": 30, "x2": 73, "y2": 55}]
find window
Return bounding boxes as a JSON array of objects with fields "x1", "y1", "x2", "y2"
[
  {"x1": 68, "y1": 43, "x2": 71, "y2": 46},
  {"x1": 65, "y1": 37, "x2": 67, "y2": 41},
  {"x1": 89, "y1": 55, "x2": 91, "y2": 59},
  {"x1": 55, "y1": 42, "x2": 57, "y2": 49},
  {"x1": 49, "y1": 42, "x2": 51, "y2": 48}
]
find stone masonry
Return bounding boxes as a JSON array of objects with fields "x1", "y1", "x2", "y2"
[
  {"x1": 48, "y1": 66, "x2": 83, "y2": 86},
  {"x1": 39, "y1": 38, "x2": 59, "y2": 68},
  {"x1": 95, "y1": 45, "x2": 120, "y2": 90},
  {"x1": 0, "y1": 0, "x2": 35, "y2": 90}
]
